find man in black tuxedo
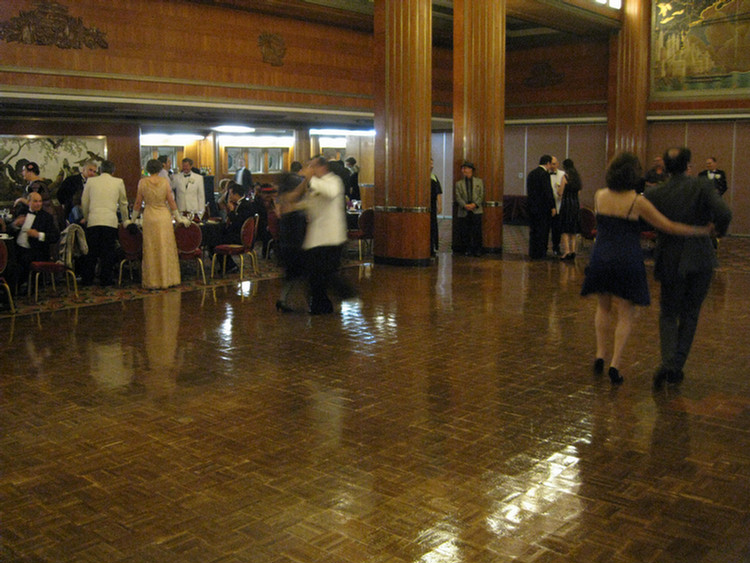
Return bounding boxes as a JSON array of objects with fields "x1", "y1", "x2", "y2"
[
  {"x1": 645, "y1": 147, "x2": 732, "y2": 387},
  {"x1": 234, "y1": 159, "x2": 253, "y2": 190},
  {"x1": 221, "y1": 183, "x2": 254, "y2": 245},
  {"x1": 57, "y1": 160, "x2": 98, "y2": 224},
  {"x1": 526, "y1": 154, "x2": 556, "y2": 259},
  {"x1": 697, "y1": 156, "x2": 728, "y2": 197},
  {"x1": 11, "y1": 192, "x2": 60, "y2": 289}
]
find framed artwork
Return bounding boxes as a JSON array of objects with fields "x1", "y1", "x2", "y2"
[
  {"x1": 651, "y1": 0, "x2": 750, "y2": 98},
  {"x1": 0, "y1": 135, "x2": 106, "y2": 201}
]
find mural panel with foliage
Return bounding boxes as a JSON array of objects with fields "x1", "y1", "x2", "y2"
[{"x1": 0, "y1": 136, "x2": 106, "y2": 202}]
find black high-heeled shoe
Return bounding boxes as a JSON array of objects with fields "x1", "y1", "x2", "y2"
[
  {"x1": 593, "y1": 358, "x2": 605, "y2": 374},
  {"x1": 608, "y1": 366, "x2": 624, "y2": 385},
  {"x1": 276, "y1": 300, "x2": 294, "y2": 313}
]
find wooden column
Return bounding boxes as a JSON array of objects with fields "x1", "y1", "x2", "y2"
[
  {"x1": 607, "y1": 0, "x2": 649, "y2": 164},
  {"x1": 373, "y1": 0, "x2": 432, "y2": 265},
  {"x1": 453, "y1": 0, "x2": 506, "y2": 253},
  {"x1": 294, "y1": 129, "x2": 312, "y2": 164}
]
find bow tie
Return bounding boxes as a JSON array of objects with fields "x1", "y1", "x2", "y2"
[{"x1": 184, "y1": 173, "x2": 191, "y2": 177}]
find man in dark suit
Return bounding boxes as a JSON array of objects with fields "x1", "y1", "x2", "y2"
[
  {"x1": 526, "y1": 154, "x2": 556, "y2": 259},
  {"x1": 234, "y1": 159, "x2": 253, "y2": 190},
  {"x1": 221, "y1": 182, "x2": 254, "y2": 245},
  {"x1": 697, "y1": 156, "x2": 728, "y2": 197},
  {"x1": 645, "y1": 147, "x2": 732, "y2": 387},
  {"x1": 57, "y1": 160, "x2": 98, "y2": 224},
  {"x1": 11, "y1": 192, "x2": 60, "y2": 289}
]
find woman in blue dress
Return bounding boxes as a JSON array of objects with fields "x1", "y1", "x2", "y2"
[{"x1": 581, "y1": 153, "x2": 712, "y2": 385}]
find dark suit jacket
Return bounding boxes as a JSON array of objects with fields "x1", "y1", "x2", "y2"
[
  {"x1": 645, "y1": 174, "x2": 732, "y2": 281},
  {"x1": 235, "y1": 168, "x2": 253, "y2": 189},
  {"x1": 57, "y1": 174, "x2": 85, "y2": 211},
  {"x1": 16, "y1": 209, "x2": 60, "y2": 261},
  {"x1": 222, "y1": 198, "x2": 254, "y2": 245},
  {"x1": 526, "y1": 166, "x2": 555, "y2": 218},
  {"x1": 697, "y1": 169, "x2": 728, "y2": 197}
]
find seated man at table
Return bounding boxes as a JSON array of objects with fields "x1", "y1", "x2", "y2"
[
  {"x1": 10, "y1": 192, "x2": 60, "y2": 290},
  {"x1": 221, "y1": 182, "x2": 253, "y2": 245}
]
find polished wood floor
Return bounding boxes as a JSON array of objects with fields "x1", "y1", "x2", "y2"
[{"x1": 2, "y1": 229, "x2": 750, "y2": 563}]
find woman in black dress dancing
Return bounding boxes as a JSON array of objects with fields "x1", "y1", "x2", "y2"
[{"x1": 580, "y1": 153, "x2": 712, "y2": 384}]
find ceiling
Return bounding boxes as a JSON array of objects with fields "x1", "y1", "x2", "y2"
[{"x1": 2, "y1": 0, "x2": 621, "y2": 133}]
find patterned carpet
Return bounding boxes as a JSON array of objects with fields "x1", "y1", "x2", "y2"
[
  {"x1": 2, "y1": 224, "x2": 748, "y2": 319},
  {"x1": 0, "y1": 258, "x2": 289, "y2": 319}
]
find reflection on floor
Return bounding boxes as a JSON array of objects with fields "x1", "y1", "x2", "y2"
[{"x1": 2, "y1": 229, "x2": 750, "y2": 563}]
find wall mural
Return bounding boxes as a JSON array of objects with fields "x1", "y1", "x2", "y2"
[
  {"x1": 0, "y1": 0, "x2": 108, "y2": 50},
  {"x1": 0, "y1": 136, "x2": 106, "y2": 202},
  {"x1": 651, "y1": 0, "x2": 750, "y2": 97}
]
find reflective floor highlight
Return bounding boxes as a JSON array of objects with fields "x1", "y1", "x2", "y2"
[{"x1": 2, "y1": 238, "x2": 750, "y2": 563}]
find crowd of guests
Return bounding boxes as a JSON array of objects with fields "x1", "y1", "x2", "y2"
[{"x1": 0, "y1": 154, "x2": 359, "y2": 316}]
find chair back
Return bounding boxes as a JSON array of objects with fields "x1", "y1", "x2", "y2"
[
  {"x1": 358, "y1": 208, "x2": 374, "y2": 237},
  {"x1": 240, "y1": 214, "x2": 259, "y2": 251},
  {"x1": 578, "y1": 207, "x2": 597, "y2": 240},
  {"x1": 174, "y1": 222, "x2": 202, "y2": 253},
  {"x1": 267, "y1": 210, "x2": 280, "y2": 242},
  {"x1": 118, "y1": 224, "x2": 143, "y2": 257},
  {"x1": 0, "y1": 239, "x2": 7, "y2": 275}
]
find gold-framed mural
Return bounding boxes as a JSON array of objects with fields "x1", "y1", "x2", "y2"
[
  {"x1": 0, "y1": 135, "x2": 106, "y2": 201},
  {"x1": 651, "y1": 0, "x2": 750, "y2": 98}
]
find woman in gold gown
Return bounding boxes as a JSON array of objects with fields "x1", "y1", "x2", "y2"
[{"x1": 131, "y1": 159, "x2": 189, "y2": 289}]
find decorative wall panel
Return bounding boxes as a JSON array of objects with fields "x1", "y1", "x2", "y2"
[{"x1": 651, "y1": 0, "x2": 750, "y2": 99}]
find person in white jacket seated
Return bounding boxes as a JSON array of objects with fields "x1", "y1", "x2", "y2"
[
  {"x1": 81, "y1": 160, "x2": 130, "y2": 286},
  {"x1": 172, "y1": 158, "x2": 205, "y2": 219}
]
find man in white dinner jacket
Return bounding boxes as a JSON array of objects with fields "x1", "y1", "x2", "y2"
[
  {"x1": 81, "y1": 160, "x2": 129, "y2": 286},
  {"x1": 172, "y1": 158, "x2": 205, "y2": 217}
]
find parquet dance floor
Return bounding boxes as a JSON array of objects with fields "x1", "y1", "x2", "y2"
[{"x1": 2, "y1": 229, "x2": 749, "y2": 563}]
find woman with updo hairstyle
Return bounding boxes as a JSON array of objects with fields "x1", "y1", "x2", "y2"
[
  {"x1": 130, "y1": 158, "x2": 190, "y2": 289},
  {"x1": 580, "y1": 152, "x2": 712, "y2": 385}
]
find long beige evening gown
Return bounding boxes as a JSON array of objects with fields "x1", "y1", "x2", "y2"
[{"x1": 137, "y1": 175, "x2": 181, "y2": 289}]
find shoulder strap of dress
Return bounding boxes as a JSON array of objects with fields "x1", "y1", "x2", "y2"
[{"x1": 626, "y1": 193, "x2": 640, "y2": 220}]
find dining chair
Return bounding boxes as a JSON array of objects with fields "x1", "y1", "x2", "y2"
[
  {"x1": 117, "y1": 224, "x2": 143, "y2": 286},
  {"x1": 347, "y1": 208, "x2": 374, "y2": 260},
  {"x1": 174, "y1": 222, "x2": 206, "y2": 284},
  {"x1": 211, "y1": 214, "x2": 259, "y2": 279},
  {"x1": 578, "y1": 207, "x2": 597, "y2": 249},
  {"x1": 0, "y1": 239, "x2": 15, "y2": 313}
]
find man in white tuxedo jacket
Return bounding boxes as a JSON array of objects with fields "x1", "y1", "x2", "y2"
[
  {"x1": 172, "y1": 158, "x2": 205, "y2": 217},
  {"x1": 81, "y1": 160, "x2": 129, "y2": 286}
]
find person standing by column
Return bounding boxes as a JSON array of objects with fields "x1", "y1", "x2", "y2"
[
  {"x1": 645, "y1": 147, "x2": 732, "y2": 387},
  {"x1": 430, "y1": 158, "x2": 443, "y2": 256},
  {"x1": 454, "y1": 161, "x2": 484, "y2": 256},
  {"x1": 81, "y1": 160, "x2": 130, "y2": 286},
  {"x1": 526, "y1": 155, "x2": 556, "y2": 259}
]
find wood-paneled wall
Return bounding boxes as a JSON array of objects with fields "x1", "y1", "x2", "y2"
[
  {"x1": 648, "y1": 120, "x2": 748, "y2": 234},
  {"x1": 0, "y1": 0, "x2": 374, "y2": 112}
]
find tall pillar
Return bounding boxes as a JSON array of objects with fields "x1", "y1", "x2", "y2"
[
  {"x1": 607, "y1": 0, "x2": 649, "y2": 164},
  {"x1": 373, "y1": 0, "x2": 432, "y2": 265},
  {"x1": 294, "y1": 129, "x2": 312, "y2": 164},
  {"x1": 453, "y1": 0, "x2": 506, "y2": 253}
]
